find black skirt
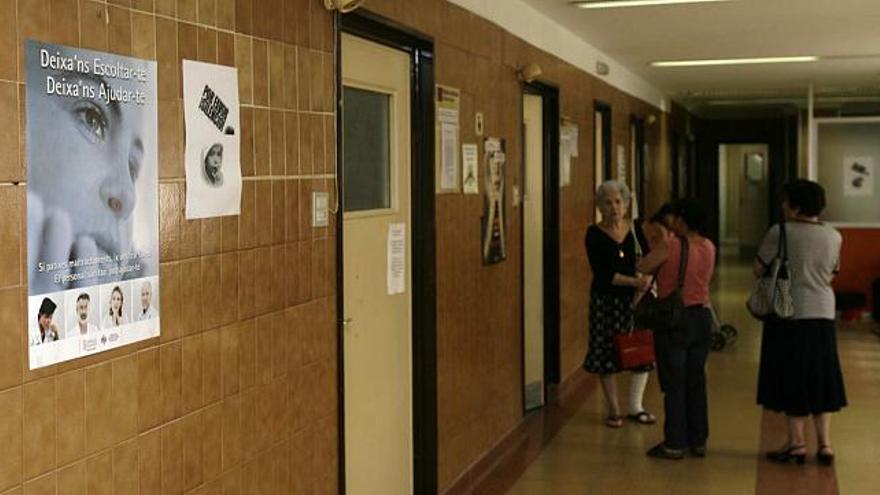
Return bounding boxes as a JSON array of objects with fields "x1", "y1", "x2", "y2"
[
  {"x1": 757, "y1": 318, "x2": 847, "y2": 416},
  {"x1": 583, "y1": 291, "x2": 654, "y2": 375}
]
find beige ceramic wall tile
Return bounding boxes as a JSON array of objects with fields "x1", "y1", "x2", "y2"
[
  {"x1": 0, "y1": 187, "x2": 20, "y2": 287},
  {"x1": 0, "y1": 387, "x2": 23, "y2": 492},
  {"x1": 178, "y1": 0, "x2": 197, "y2": 23},
  {"x1": 0, "y1": 85, "x2": 18, "y2": 180},
  {"x1": 237, "y1": 250, "x2": 256, "y2": 320},
  {"x1": 270, "y1": 110, "x2": 286, "y2": 176},
  {"x1": 217, "y1": 0, "x2": 234, "y2": 30},
  {"x1": 137, "y1": 430, "x2": 161, "y2": 494},
  {"x1": 136, "y1": 348, "x2": 161, "y2": 431},
  {"x1": 131, "y1": 11, "x2": 156, "y2": 58},
  {"x1": 0, "y1": 0, "x2": 17, "y2": 81},
  {"x1": 220, "y1": 254, "x2": 240, "y2": 326},
  {"x1": 22, "y1": 473, "x2": 54, "y2": 495},
  {"x1": 132, "y1": 0, "x2": 152, "y2": 12},
  {"x1": 254, "y1": 181, "x2": 272, "y2": 246},
  {"x1": 203, "y1": 328, "x2": 222, "y2": 403},
  {"x1": 110, "y1": 355, "x2": 139, "y2": 443},
  {"x1": 47, "y1": 0, "x2": 78, "y2": 47},
  {"x1": 253, "y1": 108, "x2": 271, "y2": 176},
  {"x1": 108, "y1": 6, "x2": 132, "y2": 55},
  {"x1": 84, "y1": 362, "x2": 113, "y2": 455},
  {"x1": 181, "y1": 334, "x2": 204, "y2": 413},
  {"x1": 271, "y1": 179, "x2": 286, "y2": 244},
  {"x1": 218, "y1": 30, "x2": 234, "y2": 66},
  {"x1": 79, "y1": 0, "x2": 109, "y2": 51},
  {"x1": 198, "y1": 25, "x2": 217, "y2": 62},
  {"x1": 252, "y1": 39, "x2": 268, "y2": 106},
  {"x1": 56, "y1": 461, "x2": 85, "y2": 495},
  {"x1": 111, "y1": 440, "x2": 139, "y2": 495},
  {"x1": 220, "y1": 323, "x2": 240, "y2": 397},
  {"x1": 22, "y1": 378, "x2": 55, "y2": 480},
  {"x1": 198, "y1": 0, "x2": 215, "y2": 26}
]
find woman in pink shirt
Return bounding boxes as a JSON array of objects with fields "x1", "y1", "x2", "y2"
[{"x1": 638, "y1": 199, "x2": 717, "y2": 460}]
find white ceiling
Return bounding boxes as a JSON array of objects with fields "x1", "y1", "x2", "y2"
[{"x1": 521, "y1": 0, "x2": 880, "y2": 102}]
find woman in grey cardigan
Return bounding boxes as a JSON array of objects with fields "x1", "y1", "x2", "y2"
[{"x1": 755, "y1": 180, "x2": 847, "y2": 466}]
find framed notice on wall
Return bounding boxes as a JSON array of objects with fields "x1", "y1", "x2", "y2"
[
  {"x1": 815, "y1": 120, "x2": 880, "y2": 226},
  {"x1": 435, "y1": 85, "x2": 461, "y2": 193},
  {"x1": 25, "y1": 40, "x2": 160, "y2": 369}
]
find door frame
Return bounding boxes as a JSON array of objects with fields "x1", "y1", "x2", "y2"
[
  {"x1": 693, "y1": 115, "x2": 799, "y2": 244},
  {"x1": 521, "y1": 81, "x2": 561, "y2": 411},
  {"x1": 336, "y1": 11, "x2": 437, "y2": 494},
  {"x1": 630, "y1": 116, "x2": 646, "y2": 217},
  {"x1": 594, "y1": 100, "x2": 613, "y2": 182}
]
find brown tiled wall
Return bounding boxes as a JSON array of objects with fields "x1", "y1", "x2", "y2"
[
  {"x1": 0, "y1": 1, "x2": 337, "y2": 494},
  {"x1": 364, "y1": 0, "x2": 670, "y2": 491}
]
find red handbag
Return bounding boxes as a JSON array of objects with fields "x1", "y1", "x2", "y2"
[{"x1": 614, "y1": 329, "x2": 655, "y2": 370}]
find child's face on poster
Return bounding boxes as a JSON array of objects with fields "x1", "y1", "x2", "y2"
[{"x1": 30, "y1": 67, "x2": 145, "y2": 265}]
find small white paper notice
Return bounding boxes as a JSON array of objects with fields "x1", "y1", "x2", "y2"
[
  {"x1": 441, "y1": 122, "x2": 459, "y2": 190},
  {"x1": 462, "y1": 143, "x2": 479, "y2": 194},
  {"x1": 387, "y1": 223, "x2": 406, "y2": 295},
  {"x1": 616, "y1": 144, "x2": 627, "y2": 182},
  {"x1": 559, "y1": 123, "x2": 579, "y2": 187},
  {"x1": 183, "y1": 60, "x2": 242, "y2": 219}
]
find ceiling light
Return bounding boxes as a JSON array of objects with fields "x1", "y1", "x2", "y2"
[
  {"x1": 574, "y1": 0, "x2": 731, "y2": 9},
  {"x1": 651, "y1": 56, "x2": 819, "y2": 67}
]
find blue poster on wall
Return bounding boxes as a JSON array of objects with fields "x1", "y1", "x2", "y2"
[{"x1": 25, "y1": 40, "x2": 160, "y2": 369}]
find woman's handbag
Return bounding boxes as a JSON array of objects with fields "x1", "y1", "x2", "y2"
[
  {"x1": 747, "y1": 223, "x2": 794, "y2": 319},
  {"x1": 633, "y1": 236, "x2": 689, "y2": 332},
  {"x1": 614, "y1": 328, "x2": 655, "y2": 370}
]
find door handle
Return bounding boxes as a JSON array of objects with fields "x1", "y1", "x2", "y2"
[{"x1": 341, "y1": 317, "x2": 353, "y2": 327}]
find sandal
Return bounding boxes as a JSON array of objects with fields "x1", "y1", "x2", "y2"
[
  {"x1": 605, "y1": 415, "x2": 624, "y2": 428},
  {"x1": 627, "y1": 411, "x2": 657, "y2": 425},
  {"x1": 817, "y1": 445, "x2": 835, "y2": 466},
  {"x1": 766, "y1": 444, "x2": 806, "y2": 465}
]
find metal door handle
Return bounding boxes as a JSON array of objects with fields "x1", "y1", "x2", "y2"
[{"x1": 342, "y1": 317, "x2": 353, "y2": 326}]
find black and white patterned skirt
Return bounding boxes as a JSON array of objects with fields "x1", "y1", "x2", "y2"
[{"x1": 583, "y1": 291, "x2": 654, "y2": 374}]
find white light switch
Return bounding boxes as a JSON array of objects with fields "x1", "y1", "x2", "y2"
[{"x1": 312, "y1": 192, "x2": 329, "y2": 227}]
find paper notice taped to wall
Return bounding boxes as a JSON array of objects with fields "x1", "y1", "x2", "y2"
[{"x1": 387, "y1": 223, "x2": 406, "y2": 295}]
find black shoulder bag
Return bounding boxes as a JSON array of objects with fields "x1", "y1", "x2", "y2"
[{"x1": 634, "y1": 236, "x2": 689, "y2": 332}]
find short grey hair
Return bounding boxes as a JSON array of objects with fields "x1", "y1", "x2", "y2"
[{"x1": 596, "y1": 180, "x2": 631, "y2": 206}]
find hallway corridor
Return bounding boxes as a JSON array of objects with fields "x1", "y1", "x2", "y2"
[{"x1": 495, "y1": 258, "x2": 880, "y2": 494}]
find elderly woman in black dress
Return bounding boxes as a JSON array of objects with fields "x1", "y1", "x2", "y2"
[
  {"x1": 584, "y1": 180, "x2": 655, "y2": 428},
  {"x1": 757, "y1": 180, "x2": 847, "y2": 465}
]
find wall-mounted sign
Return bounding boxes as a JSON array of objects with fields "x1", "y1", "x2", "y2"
[
  {"x1": 25, "y1": 40, "x2": 160, "y2": 369},
  {"x1": 462, "y1": 143, "x2": 479, "y2": 194},
  {"x1": 436, "y1": 85, "x2": 461, "y2": 193},
  {"x1": 183, "y1": 60, "x2": 242, "y2": 219},
  {"x1": 482, "y1": 138, "x2": 506, "y2": 265}
]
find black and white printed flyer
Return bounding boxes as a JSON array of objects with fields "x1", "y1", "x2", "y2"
[
  {"x1": 25, "y1": 40, "x2": 160, "y2": 369},
  {"x1": 183, "y1": 60, "x2": 242, "y2": 219}
]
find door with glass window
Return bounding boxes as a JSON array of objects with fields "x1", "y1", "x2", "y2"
[{"x1": 341, "y1": 34, "x2": 413, "y2": 495}]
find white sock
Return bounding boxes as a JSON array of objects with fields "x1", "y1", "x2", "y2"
[{"x1": 628, "y1": 372, "x2": 649, "y2": 415}]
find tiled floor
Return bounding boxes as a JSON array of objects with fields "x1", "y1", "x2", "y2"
[{"x1": 498, "y1": 257, "x2": 880, "y2": 495}]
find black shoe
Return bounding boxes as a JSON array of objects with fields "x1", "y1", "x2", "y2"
[
  {"x1": 817, "y1": 445, "x2": 835, "y2": 466},
  {"x1": 766, "y1": 445, "x2": 806, "y2": 465},
  {"x1": 690, "y1": 446, "x2": 707, "y2": 458},
  {"x1": 646, "y1": 442, "x2": 685, "y2": 460}
]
